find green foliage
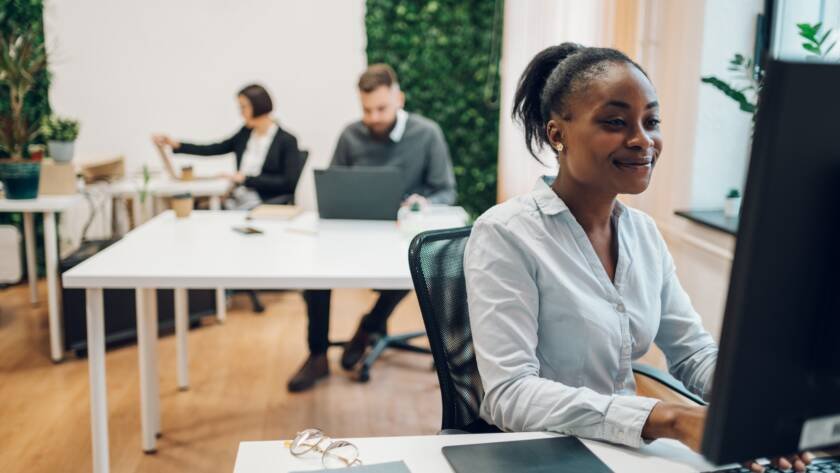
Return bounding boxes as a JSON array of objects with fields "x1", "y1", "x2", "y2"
[
  {"x1": 42, "y1": 115, "x2": 80, "y2": 141},
  {"x1": 365, "y1": 0, "x2": 503, "y2": 217},
  {"x1": 700, "y1": 53, "x2": 760, "y2": 115},
  {"x1": 700, "y1": 76, "x2": 756, "y2": 113},
  {"x1": 797, "y1": 22, "x2": 836, "y2": 58},
  {"x1": 702, "y1": 22, "x2": 839, "y2": 116},
  {"x1": 0, "y1": 0, "x2": 51, "y2": 159},
  {"x1": 0, "y1": 0, "x2": 50, "y2": 277}
]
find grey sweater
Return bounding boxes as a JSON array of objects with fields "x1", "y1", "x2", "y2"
[{"x1": 330, "y1": 113, "x2": 457, "y2": 204}]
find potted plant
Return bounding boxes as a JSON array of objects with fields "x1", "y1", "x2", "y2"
[
  {"x1": 42, "y1": 115, "x2": 80, "y2": 162},
  {"x1": 0, "y1": 27, "x2": 48, "y2": 199}
]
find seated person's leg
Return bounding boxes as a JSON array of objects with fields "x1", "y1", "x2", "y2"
[
  {"x1": 287, "y1": 289, "x2": 332, "y2": 392},
  {"x1": 341, "y1": 289, "x2": 410, "y2": 370}
]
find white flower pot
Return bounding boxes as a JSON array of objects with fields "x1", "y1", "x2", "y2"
[
  {"x1": 724, "y1": 196, "x2": 741, "y2": 218},
  {"x1": 48, "y1": 140, "x2": 75, "y2": 162}
]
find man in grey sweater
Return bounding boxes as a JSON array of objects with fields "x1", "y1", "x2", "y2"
[{"x1": 288, "y1": 64, "x2": 456, "y2": 392}]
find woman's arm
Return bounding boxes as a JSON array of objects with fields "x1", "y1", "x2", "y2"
[
  {"x1": 175, "y1": 127, "x2": 247, "y2": 156},
  {"x1": 652, "y1": 224, "x2": 718, "y2": 400},
  {"x1": 466, "y1": 218, "x2": 660, "y2": 448}
]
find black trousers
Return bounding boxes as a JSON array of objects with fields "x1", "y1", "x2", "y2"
[{"x1": 303, "y1": 289, "x2": 409, "y2": 355}]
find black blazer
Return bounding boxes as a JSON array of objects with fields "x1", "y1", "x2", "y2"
[{"x1": 175, "y1": 125, "x2": 304, "y2": 201}]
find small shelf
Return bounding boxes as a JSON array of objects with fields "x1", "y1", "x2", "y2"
[{"x1": 674, "y1": 209, "x2": 738, "y2": 236}]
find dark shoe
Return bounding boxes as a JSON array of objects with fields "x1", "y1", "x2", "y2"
[
  {"x1": 287, "y1": 354, "x2": 329, "y2": 392},
  {"x1": 341, "y1": 327, "x2": 373, "y2": 371}
]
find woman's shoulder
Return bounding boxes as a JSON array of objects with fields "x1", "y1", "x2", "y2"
[{"x1": 474, "y1": 193, "x2": 540, "y2": 230}]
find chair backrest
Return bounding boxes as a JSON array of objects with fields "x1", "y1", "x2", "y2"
[
  {"x1": 291, "y1": 149, "x2": 309, "y2": 195},
  {"x1": 408, "y1": 226, "x2": 498, "y2": 433}
]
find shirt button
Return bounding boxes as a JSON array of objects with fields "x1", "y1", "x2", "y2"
[{"x1": 616, "y1": 302, "x2": 626, "y2": 313}]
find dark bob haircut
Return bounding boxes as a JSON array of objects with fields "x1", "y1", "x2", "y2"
[{"x1": 238, "y1": 84, "x2": 273, "y2": 117}]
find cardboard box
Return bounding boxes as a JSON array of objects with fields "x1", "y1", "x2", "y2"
[{"x1": 38, "y1": 159, "x2": 78, "y2": 195}]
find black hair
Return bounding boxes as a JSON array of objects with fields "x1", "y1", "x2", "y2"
[
  {"x1": 512, "y1": 42, "x2": 649, "y2": 161},
  {"x1": 238, "y1": 84, "x2": 273, "y2": 117}
]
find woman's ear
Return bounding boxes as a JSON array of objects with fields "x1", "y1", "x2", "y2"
[{"x1": 546, "y1": 119, "x2": 565, "y2": 153}]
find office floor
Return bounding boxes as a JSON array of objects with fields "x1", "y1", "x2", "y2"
[
  {"x1": 0, "y1": 282, "x2": 442, "y2": 473},
  {"x1": 0, "y1": 281, "x2": 673, "y2": 473}
]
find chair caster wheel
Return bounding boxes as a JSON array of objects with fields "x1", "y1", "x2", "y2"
[{"x1": 358, "y1": 370, "x2": 370, "y2": 383}]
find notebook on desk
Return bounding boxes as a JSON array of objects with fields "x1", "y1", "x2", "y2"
[{"x1": 442, "y1": 436, "x2": 614, "y2": 473}]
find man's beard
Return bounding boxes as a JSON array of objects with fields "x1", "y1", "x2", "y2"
[{"x1": 366, "y1": 119, "x2": 397, "y2": 140}]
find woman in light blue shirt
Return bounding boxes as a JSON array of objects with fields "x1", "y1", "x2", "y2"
[{"x1": 465, "y1": 43, "x2": 809, "y2": 472}]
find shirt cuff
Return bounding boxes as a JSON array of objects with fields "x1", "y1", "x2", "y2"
[{"x1": 603, "y1": 395, "x2": 660, "y2": 448}]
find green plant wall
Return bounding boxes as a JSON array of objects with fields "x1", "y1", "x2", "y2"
[
  {"x1": 0, "y1": 0, "x2": 51, "y2": 278},
  {"x1": 365, "y1": 0, "x2": 503, "y2": 217},
  {"x1": 0, "y1": 0, "x2": 51, "y2": 158}
]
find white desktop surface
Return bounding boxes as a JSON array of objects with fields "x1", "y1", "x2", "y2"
[
  {"x1": 0, "y1": 194, "x2": 82, "y2": 212},
  {"x1": 64, "y1": 208, "x2": 469, "y2": 473},
  {"x1": 63, "y1": 209, "x2": 467, "y2": 289},
  {"x1": 105, "y1": 176, "x2": 232, "y2": 197},
  {"x1": 233, "y1": 432, "x2": 719, "y2": 473}
]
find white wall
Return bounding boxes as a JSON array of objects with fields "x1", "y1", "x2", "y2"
[{"x1": 43, "y1": 0, "x2": 367, "y2": 210}]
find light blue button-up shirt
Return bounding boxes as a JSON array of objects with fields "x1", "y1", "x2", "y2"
[{"x1": 464, "y1": 180, "x2": 718, "y2": 448}]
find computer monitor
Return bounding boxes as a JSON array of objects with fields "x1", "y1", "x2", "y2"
[{"x1": 701, "y1": 59, "x2": 840, "y2": 464}]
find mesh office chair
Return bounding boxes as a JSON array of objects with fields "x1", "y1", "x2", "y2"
[{"x1": 408, "y1": 227, "x2": 705, "y2": 434}]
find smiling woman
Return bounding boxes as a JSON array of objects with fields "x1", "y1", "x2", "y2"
[{"x1": 465, "y1": 41, "x2": 719, "y2": 457}]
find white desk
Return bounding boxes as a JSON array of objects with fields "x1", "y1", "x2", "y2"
[
  {"x1": 0, "y1": 194, "x2": 83, "y2": 361},
  {"x1": 233, "y1": 432, "x2": 719, "y2": 472},
  {"x1": 61, "y1": 208, "x2": 468, "y2": 473},
  {"x1": 103, "y1": 176, "x2": 232, "y2": 323},
  {"x1": 105, "y1": 175, "x2": 232, "y2": 218}
]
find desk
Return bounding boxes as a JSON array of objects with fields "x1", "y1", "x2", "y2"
[
  {"x1": 233, "y1": 432, "x2": 719, "y2": 472},
  {"x1": 0, "y1": 194, "x2": 83, "y2": 361},
  {"x1": 104, "y1": 176, "x2": 232, "y2": 322},
  {"x1": 61, "y1": 208, "x2": 468, "y2": 473},
  {"x1": 105, "y1": 175, "x2": 232, "y2": 219}
]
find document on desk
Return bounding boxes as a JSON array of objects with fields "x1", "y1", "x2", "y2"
[
  {"x1": 442, "y1": 436, "x2": 614, "y2": 473},
  {"x1": 290, "y1": 460, "x2": 411, "y2": 472}
]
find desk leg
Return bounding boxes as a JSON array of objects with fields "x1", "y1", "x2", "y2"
[
  {"x1": 136, "y1": 288, "x2": 160, "y2": 452},
  {"x1": 86, "y1": 288, "x2": 110, "y2": 473},
  {"x1": 44, "y1": 212, "x2": 63, "y2": 362},
  {"x1": 208, "y1": 197, "x2": 225, "y2": 323},
  {"x1": 215, "y1": 288, "x2": 226, "y2": 323},
  {"x1": 174, "y1": 288, "x2": 189, "y2": 390},
  {"x1": 23, "y1": 212, "x2": 38, "y2": 304}
]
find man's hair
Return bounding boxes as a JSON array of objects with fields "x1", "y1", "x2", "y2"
[{"x1": 358, "y1": 64, "x2": 399, "y2": 93}]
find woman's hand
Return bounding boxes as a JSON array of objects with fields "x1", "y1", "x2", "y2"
[
  {"x1": 642, "y1": 403, "x2": 813, "y2": 472},
  {"x1": 642, "y1": 402, "x2": 706, "y2": 451},
  {"x1": 220, "y1": 171, "x2": 245, "y2": 184},
  {"x1": 151, "y1": 134, "x2": 180, "y2": 150}
]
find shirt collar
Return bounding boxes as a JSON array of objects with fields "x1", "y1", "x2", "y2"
[
  {"x1": 389, "y1": 109, "x2": 408, "y2": 142},
  {"x1": 531, "y1": 177, "x2": 626, "y2": 217}
]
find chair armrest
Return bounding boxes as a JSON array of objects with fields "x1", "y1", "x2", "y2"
[{"x1": 632, "y1": 362, "x2": 707, "y2": 406}]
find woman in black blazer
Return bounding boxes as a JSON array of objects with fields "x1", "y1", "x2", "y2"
[{"x1": 152, "y1": 84, "x2": 303, "y2": 208}]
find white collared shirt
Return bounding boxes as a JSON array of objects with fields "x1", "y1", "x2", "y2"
[
  {"x1": 464, "y1": 179, "x2": 718, "y2": 448},
  {"x1": 240, "y1": 122, "x2": 278, "y2": 177},
  {"x1": 389, "y1": 109, "x2": 408, "y2": 142}
]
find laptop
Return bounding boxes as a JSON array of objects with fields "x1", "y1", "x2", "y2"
[
  {"x1": 154, "y1": 142, "x2": 218, "y2": 181},
  {"x1": 314, "y1": 167, "x2": 403, "y2": 220}
]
